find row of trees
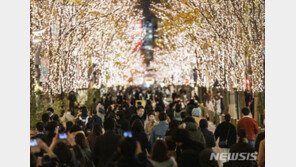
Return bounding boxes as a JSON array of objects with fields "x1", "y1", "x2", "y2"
[
  {"x1": 151, "y1": 0, "x2": 265, "y2": 92},
  {"x1": 30, "y1": 0, "x2": 145, "y2": 95}
]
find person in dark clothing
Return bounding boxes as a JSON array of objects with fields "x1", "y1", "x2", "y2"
[
  {"x1": 165, "y1": 120, "x2": 180, "y2": 152},
  {"x1": 255, "y1": 131, "x2": 265, "y2": 152},
  {"x1": 180, "y1": 150, "x2": 200, "y2": 167},
  {"x1": 42, "y1": 113, "x2": 50, "y2": 127},
  {"x1": 130, "y1": 107, "x2": 145, "y2": 126},
  {"x1": 194, "y1": 93, "x2": 200, "y2": 103},
  {"x1": 199, "y1": 148, "x2": 219, "y2": 167},
  {"x1": 199, "y1": 119, "x2": 216, "y2": 148},
  {"x1": 65, "y1": 121, "x2": 73, "y2": 133},
  {"x1": 45, "y1": 121, "x2": 57, "y2": 145},
  {"x1": 186, "y1": 100, "x2": 196, "y2": 116},
  {"x1": 129, "y1": 104, "x2": 138, "y2": 117},
  {"x1": 223, "y1": 129, "x2": 256, "y2": 167},
  {"x1": 47, "y1": 107, "x2": 55, "y2": 119},
  {"x1": 121, "y1": 98, "x2": 130, "y2": 111},
  {"x1": 155, "y1": 99, "x2": 165, "y2": 113},
  {"x1": 88, "y1": 124, "x2": 103, "y2": 152},
  {"x1": 107, "y1": 138, "x2": 153, "y2": 167},
  {"x1": 68, "y1": 91, "x2": 77, "y2": 115},
  {"x1": 172, "y1": 128, "x2": 205, "y2": 166},
  {"x1": 32, "y1": 122, "x2": 50, "y2": 146},
  {"x1": 78, "y1": 106, "x2": 90, "y2": 125},
  {"x1": 90, "y1": 98, "x2": 98, "y2": 115},
  {"x1": 89, "y1": 110, "x2": 103, "y2": 126},
  {"x1": 93, "y1": 118, "x2": 122, "y2": 167},
  {"x1": 214, "y1": 114, "x2": 237, "y2": 148},
  {"x1": 51, "y1": 114, "x2": 65, "y2": 133},
  {"x1": 116, "y1": 110, "x2": 130, "y2": 131},
  {"x1": 166, "y1": 103, "x2": 175, "y2": 121},
  {"x1": 145, "y1": 100, "x2": 154, "y2": 116},
  {"x1": 131, "y1": 119, "x2": 151, "y2": 154}
]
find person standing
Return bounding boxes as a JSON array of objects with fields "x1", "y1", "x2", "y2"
[
  {"x1": 237, "y1": 107, "x2": 259, "y2": 148},
  {"x1": 214, "y1": 114, "x2": 237, "y2": 164},
  {"x1": 199, "y1": 119, "x2": 216, "y2": 148},
  {"x1": 214, "y1": 114, "x2": 237, "y2": 148},
  {"x1": 149, "y1": 140, "x2": 178, "y2": 167},
  {"x1": 90, "y1": 98, "x2": 98, "y2": 115},
  {"x1": 68, "y1": 91, "x2": 77, "y2": 115},
  {"x1": 150, "y1": 112, "x2": 169, "y2": 144}
]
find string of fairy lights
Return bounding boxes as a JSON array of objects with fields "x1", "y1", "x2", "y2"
[
  {"x1": 30, "y1": 0, "x2": 265, "y2": 94},
  {"x1": 30, "y1": 0, "x2": 145, "y2": 94},
  {"x1": 151, "y1": 0, "x2": 265, "y2": 92}
]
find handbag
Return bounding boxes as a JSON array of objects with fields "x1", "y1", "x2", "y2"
[{"x1": 219, "y1": 125, "x2": 231, "y2": 148}]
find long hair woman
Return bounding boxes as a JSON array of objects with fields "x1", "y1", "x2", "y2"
[{"x1": 150, "y1": 140, "x2": 178, "y2": 167}]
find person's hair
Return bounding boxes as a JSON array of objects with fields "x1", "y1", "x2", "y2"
[
  {"x1": 183, "y1": 116, "x2": 196, "y2": 123},
  {"x1": 52, "y1": 114, "x2": 59, "y2": 122},
  {"x1": 169, "y1": 103, "x2": 174, "y2": 108},
  {"x1": 189, "y1": 99, "x2": 195, "y2": 104},
  {"x1": 181, "y1": 150, "x2": 200, "y2": 167},
  {"x1": 70, "y1": 125, "x2": 82, "y2": 133},
  {"x1": 137, "y1": 106, "x2": 144, "y2": 110},
  {"x1": 104, "y1": 118, "x2": 116, "y2": 131},
  {"x1": 158, "y1": 112, "x2": 167, "y2": 121},
  {"x1": 36, "y1": 122, "x2": 44, "y2": 132},
  {"x1": 172, "y1": 128, "x2": 190, "y2": 143},
  {"x1": 93, "y1": 124, "x2": 103, "y2": 136},
  {"x1": 76, "y1": 119, "x2": 85, "y2": 129},
  {"x1": 238, "y1": 129, "x2": 246, "y2": 139},
  {"x1": 181, "y1": 112, "x2": 187, "y2": 120},
  {"x1": 199, "y1": 119, "x2": 208, "y2": 129},
  {"x1": 169, "y1": 120, "x2": 180, "y2": 131},
  {"x1": 175, "y1": 102, "x2": 182, "y2": 113},
  {"x1": 93, "y1": 98, "x2": 96, "y2": 102},
  {"x1": 81, "y1": 106, "x2": 88, "y2": 117},
  {"x1": 238, "y1": 129, "x2": 247, "y2": 143},
  {"x1": 75, "y1": 133, "x2": 88, "y2": 149},
  {"x1": 66, "y1": 121, "x2": 73, "y2": 132},
  {"x1": 52, "y1": 142, "x2": 72, "y2": 165},
  {"x1": 42, "y1": 113, "x2": 50, "y2": 123},
  {"x1": 119, "y1": 138, "x2": 137, "y2": 159},
  {"x1": 60, "y1": 110, "x2": 65, "y2": 118},
  {"x1": 151, "y1": 140, "x2": 169, "y2": 162},
  {"x1": 116, "y1": 110, "x2": 124, "y2": 118},
  {"x1": 242, "y1": 107, "x2": 250, "y2": 116},
  {"x1": 45, "y1": 121, "x2": 57, "y2": 132},
  {"x1": 225, "y1": 114, "x2": 231, "y2": 122},
  {"x1": 131, "y1": 119, "x2": 144, "y2": 132},
  {"x1": 47, "y1": 107, "x2": 54, "y2": 113}
]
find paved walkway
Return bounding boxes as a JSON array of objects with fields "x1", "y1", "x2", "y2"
[{"x1": 208, "y1": 121, "x2": 224, "y2": 167}]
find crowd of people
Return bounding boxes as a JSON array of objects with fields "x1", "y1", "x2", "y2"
[{"x1": 30, "y1": 86, "x2": 265, "y2": 167}]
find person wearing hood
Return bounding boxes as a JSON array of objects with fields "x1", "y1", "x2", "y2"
[{"x1": 183, "y1": 117, "x2": 206, "y2": 147}]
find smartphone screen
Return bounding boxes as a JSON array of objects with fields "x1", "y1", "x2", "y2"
[
  {"x1": 123, "y1": 131, "x2": 132, "y2": 138},
  {"x1": 30, "y1": 139, "x2": 38, "y2": 146},
  {"x1": 59, "y1": 133, "x2": 68, "y2": 140}
]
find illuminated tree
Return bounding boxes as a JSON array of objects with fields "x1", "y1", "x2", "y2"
[
  {"x1": 31, "y1": 0, "x2": 145, "y2": 94},
  {"x1": 151, "y1": 0, "x2": 265, "y2": 92}
]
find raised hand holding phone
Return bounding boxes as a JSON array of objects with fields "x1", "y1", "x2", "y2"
[{"x1": 30, "y1": 139, "x2": 40, "y2": 153}]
